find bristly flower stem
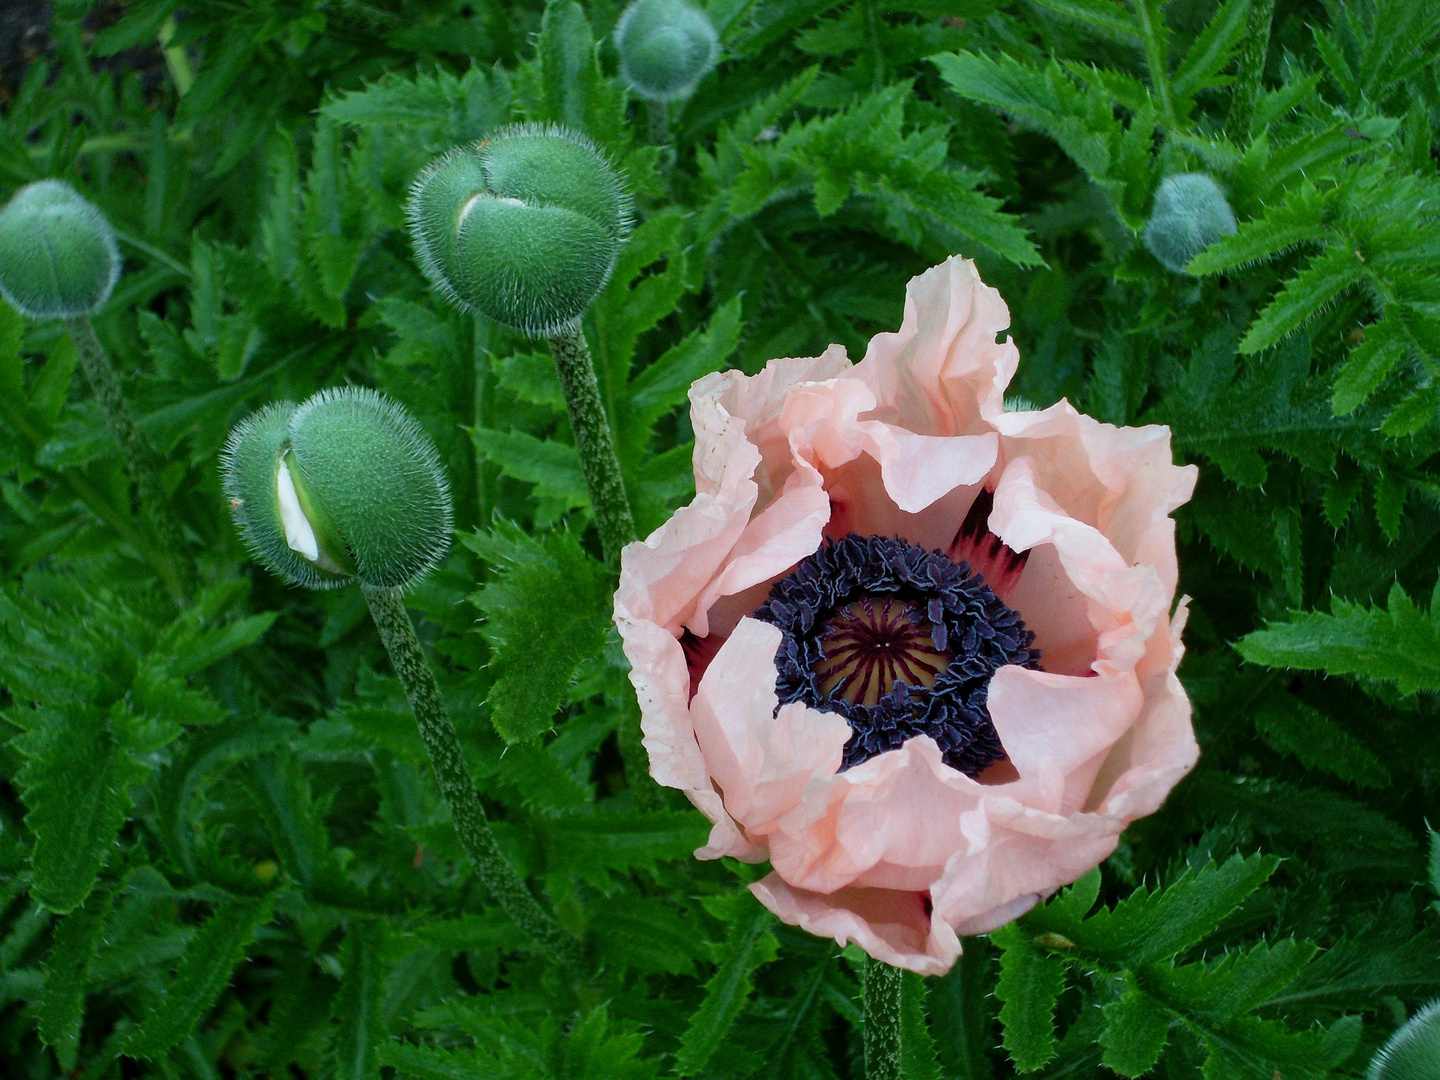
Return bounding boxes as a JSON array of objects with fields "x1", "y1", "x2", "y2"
[
  {"x1": 864, "y1": 958, "x2": 903, "y2": 1080},
  {"x1": 547, "y1": 321, "x2": 637, "y2": 566},
  {"x1": 63, "y1": 314, "x2": 193, "y2": 601},
  {"x1": 363, "y1": 585, "x2": 584, "y2": 970}
]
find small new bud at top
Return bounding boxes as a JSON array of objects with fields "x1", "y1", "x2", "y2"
[
  {"x1": 406, "y1": 124, "x2": 632, "y2": 338},
  {"x1": 0, "y1": 180, "x2": 121, "y2": 319},
  {"x1": 1142, "y1": 173, "x2": 1239, "y2": 275},
  {"x1": 222, "y1": 387, "x2": 452, "y2": 590},
  {"x1": 614, "y1": 0, "x2": 719, "y2": 102}
]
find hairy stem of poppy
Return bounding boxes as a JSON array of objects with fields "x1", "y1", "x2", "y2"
[
  {"x1": 863, "y1": 959, "x2": 903, "y2": 1080},
  {"x1": 64, "y1": 315, "x2": 192, "y2": 602},
  {"x1": 547, "y1": 321, "x2": 637, "y2": 566},
  {"x1": 363, "y1": 585, "x2": 584, "y2": 969},
  {"x1": 647, "y1": 99, "x2": 671, "y2": 144},
  {"x1": 1227, "y1": 0, "x2": 1274, "y2": 135}
]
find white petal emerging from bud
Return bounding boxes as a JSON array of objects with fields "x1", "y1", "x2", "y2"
[{"x1": 276, "y1": 455, "x2": 320, "y2": 562}]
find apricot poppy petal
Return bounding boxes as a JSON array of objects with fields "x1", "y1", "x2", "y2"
[
  {"x1": 690, "y1": 618, "x2": 851, "y2": 830},
  {"x1": 616, "y1": 371, "x2": 762, "y2": 636},
  {"x1": 860, "y1": 423, "x2": 997, "y2": 514},
  {"x1": 930, "y1": 801, "x2": 1124, "y2": 932},
  {"x1": 766, "y1": 735, "x2": 974, "y2": 895},
  {"x1": 991, "y1": 455, "x2": 1168, "y2": 676},
  {"x1": 750, "y1": 872, "x2": 962, "y2": 976},
  {"x1": 856, "y1": 255, "x2": 1019, "y2": 435},
  {"x1": 986, "y1": 666, "x2": 1145, "y2": 815}
]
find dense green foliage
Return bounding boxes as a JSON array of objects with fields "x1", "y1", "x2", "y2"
[{"x1": 0, "y1": 0, "x2": 1438, "y2": 1075}]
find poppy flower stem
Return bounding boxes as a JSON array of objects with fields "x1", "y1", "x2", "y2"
[
  {"x1": 363, "y1": 585, "x2": 584, "y2": 971},
  {"x1": 647, "y1": 99, "x2": 670, "y2": 144},
  {"x1": 863, "y1": 958, "x2": 903, "y2": 1080},
  {"x1": 547, "y1": 321, "x2": 637, "y2": 566},
  {"x1": 64, "y1": 315, "x2": 192, "y2": 602}
]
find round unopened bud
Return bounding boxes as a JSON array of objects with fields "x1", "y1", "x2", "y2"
[
  {"x1": 0, "y1": 180, "x2": 121, "y2": 318},
  {"x1": 1370, "y1": 999, "x2": 1440, "y2": 1080},
  {"x1": 614, "y1": 0, "x2": 719, "y2": 102},
  {"x1": 1142, "y1": 173, "x2": 1239, "y2": 275},
  {"x1": 221, "y1": 387, "x2": 452, "y2": 590},
  {"x1": 407, "y1": 125, "x2": 632, "y2": 338}
]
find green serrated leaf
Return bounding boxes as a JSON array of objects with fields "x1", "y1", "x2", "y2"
[
  {"x1": 246, "y1": 750, "x2": 334, "y2": 888},
  {"x1": 1147, "y1": 938, "x2": 1317, "y2": 1021},
  {"x1": 1374, "y1": 472, "x2": 1407, "y2": 541},
  {"x1": 495, "y1": 352, "x2": 565, "y2": 409},
  {"x1": 1237, "y1": 582, "x2": 1440, "y2": 693},
  {"x1": 1027, "y1": 854, "x2": 1279, "y2": 966},
  {"x1": 1322, "y1": 464, "x2": 1363, "y2": 529},
  {"x1": 1333, "y1": 316, "x2": 1408, "y2": 414},
  {"x1": 1027, "y1": 0, "x2": 1140, "y2": 45},
  {"x1": 122, "y1": 897, "x2": 272, "y2": 1058},
  {"x1": 1252, "y1": 695, "x2": 1390, "y2": 787},
  {"x1": 16, "y1": 709, "x2": 151, "y2": 914},
  {"x1": 1187, "y1": 185, "x2": 1330, "y2": 277},
  {"x1": 465, "y1": 524, "x2": 611, "y2": 742},
  {"x1": 1381, "y1": 386, "x2": 1439, "y2": 437},
  {"x1": 675, "y1": 911, "x2": 779, "y2": 1075},
  {"x1": 536, "y1": 807, "x2": 709, "y2": 886},
  {"x1": 900, "y1": 971, "x2": 942, "y2": 1080},
  {"x1": 472, "y1": 428, "x2": 588, "y2": 509},
  {"x1": 628, "y1": 296, "x2": 744, "y2": 425},
  {"x1": 37, "y1": 889, "x2": 113, "y2": 1070},
  {"x1": 537, "y1": 0, "x2": 601, "y2": 133},
  {"x1": 1099, "y1": 989, "x2": 1169, "y2": 1077},
  {"x1": 331, "y1": 923, "x2": 386, "y2": 1080},
  {"x1": 1171, "y1": 0, "x2": 1250, "y2": 102},
  {"x1": 1152, "y1": 333, "x2": 1347, "y2": 487},
  {"x1": 993, "y1": 924, "x2": 1066, "y2": 1072},
  {"x1": 1239, "y1": 248, "x2": 1366, "y2": 354},
  {"x1": 564, "y1": 1004, "x2": 662, "y2": 1080},
  {"x1": 1048, "y1": 867, "x2": 1102, "y2": 927}
]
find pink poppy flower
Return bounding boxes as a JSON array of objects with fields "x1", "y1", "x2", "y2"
[{"x1": 613, "y1": 256, "x2": 1199, "y2": 975}]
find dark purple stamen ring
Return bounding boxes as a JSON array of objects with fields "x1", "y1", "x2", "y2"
[{"x1": 754, "y1": 534, "x2": 1040, "y2": 777}]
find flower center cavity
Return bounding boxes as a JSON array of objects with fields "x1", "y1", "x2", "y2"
[
  {"x1": 815, "y1": 598, "x2": 950, "y2": 707},
  {"x1": 755, "y1": 534, "x2": 1040, "y2": 776}
]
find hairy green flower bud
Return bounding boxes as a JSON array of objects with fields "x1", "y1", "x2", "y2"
[
  {"x1": 407, "y1": 125, "x2": 632, "y2": 338},
  {"x1": 0, "y1": 179, "x2": 121, "y2": 318},
  {"x1": 1370, "y1": 999, "x2": 1440, "y2": 1080},
  {"x1": 222, "y1": 387, "x2": 452, "y2": 590},
  {"x1": 1142, "y1": 173, "x2": 1239, "y2": 275},
  {"x1": 614, "y1": 0, "x2": 719, "y2": 102}
]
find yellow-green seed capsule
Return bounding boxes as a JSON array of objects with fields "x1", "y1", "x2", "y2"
[
  {"x1": 0, "y1": 180, "x2": 120, "y2": 319},
  {"x1": 1370, "y1": 1000, "x2": 1440, "y2": 1080},
  {"x1": 614, "y1": 0, "x2": 719, "y2": 102},
  {"x1": 406, "y1": 124, "x2": 632, "y2": 338},
  {"x1": 1142, "y1": 173, "x2": 1239, "y2": 275},
  {"x1": 221, "y1": 388, "x2": 452, "y2": 590}
]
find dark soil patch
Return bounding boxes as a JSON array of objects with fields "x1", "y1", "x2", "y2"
[{"x1": 0, "y1": 0, "x2": 51, "y2": 104}]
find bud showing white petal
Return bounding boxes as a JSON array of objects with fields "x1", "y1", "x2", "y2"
[
  {"x1": 222, "y1": 388, "x2": 452, "y2": 590},
  {"x1": 276, "y1": 455, "x2": 320, "y2": 562}
]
